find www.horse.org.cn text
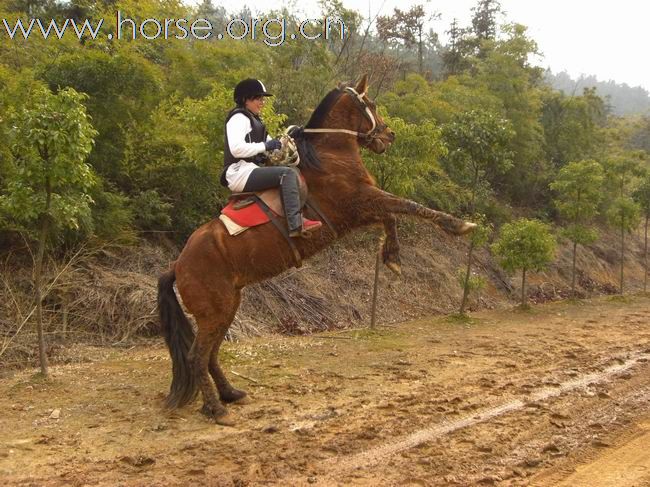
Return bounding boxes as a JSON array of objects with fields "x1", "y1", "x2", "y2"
[{"x1": 1, "y1": 12, "x2": 347, "y2": 47}]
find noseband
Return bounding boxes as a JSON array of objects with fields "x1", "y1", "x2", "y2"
[{"x1": 303, "y1": 87, "x2": 387, "y2": 145}]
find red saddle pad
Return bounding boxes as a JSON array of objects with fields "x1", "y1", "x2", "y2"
[{"x1": 221, "y1": 200, "x2": 279, "y2": 228}]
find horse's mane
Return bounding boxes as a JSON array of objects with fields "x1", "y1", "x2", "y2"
[
  {"x1": 292, "y1": 85, "x2": 348, "y2": 171},
  {"x1": 305, "y1": 87, "x2": 344, "y2": 129}
]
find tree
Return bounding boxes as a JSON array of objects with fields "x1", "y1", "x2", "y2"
[
  {"x1": 471, "y1": 0, "x2": 502, "y2": 43},
  {"x1": 0, "y1": 87, "x2": 97, "y2": 376},
  {"x1": 470, "y1": 23, "x2": 547, "y2": 206},
  {"x1": 633, "y1": 173, "x2": 650, "y2": 292},
  {"x1": 549, "y1": 160, "x2": 604, "y2": 296},
  {"x1": 377, "y1": 5, "x2": 439, "y2": 75},
  {"x1": 491, "y1": 219, "x2": 556, "y2": 307},
  {"x1": 365, "y1": 111, "x2": 447, "y2": 196},
  {"x1": 364, "y1": 110, "x2": 447, "y2": 328},
  {"x1": 629, "y1": 117, "x2": 650, "y2": 152},
  {"x1": 541, "y1": 88, "x2": 606, "y2": 168},
  {"x1": 41, "y1": 50, "x2": 162, "y2": 183},
  {"x1": 441, "y1": 109, "x2": 514, "y2": 314},
  {"x1": 603, "y1": 153, "x2": 643, "y2": 293},
  {"x1": 442, "y1": 18, "x2": 472, "y2": 76},
  {"x1": 194, "y1": 0, "x2": 227, "y2": 32},
  {"x1": 607, "y1": 197, "x2": 641, "y2": 294}
]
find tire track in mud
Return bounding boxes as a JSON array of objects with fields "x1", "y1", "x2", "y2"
[{"x1": 290, "y1": 351, "x2": 650, "y2": 484}]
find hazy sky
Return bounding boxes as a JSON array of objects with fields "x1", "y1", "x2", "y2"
[{"x1": 188, "y1": 0, "x2": 649, "y2": 91}]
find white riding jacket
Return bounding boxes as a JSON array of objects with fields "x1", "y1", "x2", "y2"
[{"x1": 225, "y1": 113, "x2": 271, "y2": 192}]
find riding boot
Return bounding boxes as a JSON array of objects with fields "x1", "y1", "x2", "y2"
[
  {"x1": 279, "y1": 171, "x2": 322, "y2": 237},
  {"x1": 279, "y1": 170, "x2": 303, "y2": 233}
]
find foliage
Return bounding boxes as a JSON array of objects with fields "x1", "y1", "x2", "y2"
[
  {"x1": 606, "y1": 197, "x2": 641, "y2": 234},
  {"x1": 379, "y1": 73, "x2": 502, "y2": 125},
  {"x1": 364, "y1": 110, "x2": 446, "y2": 195},
  {"x1": 469, "y1": 23, "x2": 547, "y2": 206},
  {"x1": 546, "y1": 70, "x2": 650, "y2": 117},
  {"x1": 541, "y1": 88, "x2": 606, "y2": 168},
  {"x1": 633, "y1": 172, "x2": 650, "y2": 217},
  {"x1": 491, "y1": 219, "x2": 556, "y2": 274},
  {"x1": 0, "y1": 0, "x2": 644, "y2": 253},
  {"x1": 456, "y1": 267, "x2": 486, "y2": 294},
  {"x1": 440, "y1": 108, "x2": 514, "y2": 202},
  {"x1": 550, "y1": 159, "x2": 604, "y2": 245},
  {"x1": 471, "y1": 0, "x2": 502, "y2": 42},
  {"x1": 377, "y1": 5, "x2": 438, "y2": 74},
  {"x1": 467, "y1": 212, "x2": 493, "y2": 247},
  {"x1": 492, "y1": 218, "x2": 556, "y2": 306},
  {"x1": 40, "y1": 50, "x2": 162, "y2": 182},
  {"x1": 1, "y1": 87, "x2": 97, "y2": 235},
  {"x1": 0, "y1": 85, "x2": 98, "y2": 376}
]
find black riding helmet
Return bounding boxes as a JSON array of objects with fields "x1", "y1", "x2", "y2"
[{"x1": 234, "y1": 79, "x2": 273, "y2": 105}]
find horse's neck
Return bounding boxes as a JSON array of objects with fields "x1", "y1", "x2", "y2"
[{"x1": 302, "y1": 146, "x2": 375, "y2": 230}]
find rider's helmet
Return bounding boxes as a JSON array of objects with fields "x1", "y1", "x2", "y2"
[{"x1": 234, "y1": 79, "x2": 273, "y2": 105}]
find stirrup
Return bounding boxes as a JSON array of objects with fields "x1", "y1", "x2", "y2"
[
  {"x1": 289, "y1": 219, "x2": 322, "y2": 238},
  {"x1": 232, "y1": 198, "x2": 256, "y2": 210}
]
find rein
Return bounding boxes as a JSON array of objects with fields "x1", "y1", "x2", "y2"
[{"x1": 302, "y1": 87, "x2": 385, "y2": 144}]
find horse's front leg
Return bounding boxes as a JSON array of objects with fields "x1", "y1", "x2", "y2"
[
  {"x1": 360, "y1": 187, "x2": 476, "y2": 236},
  {"x1": 381, "y1": 214, "x2": 402, "y2": 275}
]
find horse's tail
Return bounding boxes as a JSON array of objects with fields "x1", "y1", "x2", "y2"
[{"x1": 158, "y1": 268, "x2": 198, "y2": 409}]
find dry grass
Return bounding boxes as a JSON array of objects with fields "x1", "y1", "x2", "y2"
[{"x1": 1, "y1": 223, "x2": 647, "y2": 370}]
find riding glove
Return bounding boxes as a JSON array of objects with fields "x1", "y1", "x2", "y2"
[{"x1": 265, "y1": 139, "x2": 282, "y2": 152}]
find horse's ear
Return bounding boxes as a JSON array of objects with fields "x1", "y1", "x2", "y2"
[{"x1": 355, "y1": 74, "x2": 369, "y2": 94}]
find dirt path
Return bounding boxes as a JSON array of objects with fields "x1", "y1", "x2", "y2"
[
  {"x1": 535, "y1": 420, "x2": 650, "y2": 487},
  {"x1": 1, "y1": 296, "x2": 649, "y2": 486}
]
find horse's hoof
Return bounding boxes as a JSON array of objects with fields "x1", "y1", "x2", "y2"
[
  {"x1": 459, "y1": 222, "x2": 477, "y2": 235},
  {"x1": 214, "y1": 411, "x2": 236, "y2": 427},
  {"x1": 231, "y1": 395, "x2": 253, "y2": 405},
  {"x1": 385, "y1": 261, "x2": 402, "y2": 276},
  {"x1": 200, "y1": 402, "x2": 230, "y2": 421},
  {"x1": 221, "y1": 389, "x2": 249, "y2": 404}
]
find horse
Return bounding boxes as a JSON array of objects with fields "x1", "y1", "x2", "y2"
[{"x1": 157, "y1": 75, "x2": 476, "y2": 425}]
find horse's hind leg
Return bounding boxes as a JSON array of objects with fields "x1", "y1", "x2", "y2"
[
  {"x1": 190, "y1": 323, "x2": 232, "y2": 424},
  {"x1": 208, "y1": 292, "x2": 250, "y2": 404},
  {"x1": 209, "y1": 345, "x2": 249, "y2": 404},
  {"x1": 188, "y1": 288, "x2": 241, "y2": 426}
]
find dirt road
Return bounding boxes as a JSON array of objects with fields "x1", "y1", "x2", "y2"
[{"x1": 1, "y1": 296, "x2": 649, "y2": 486}]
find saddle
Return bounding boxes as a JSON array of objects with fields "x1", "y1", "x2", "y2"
[
  {"x1": 218, "y1": 172, "x2": 336, "y2": 268},
  {"x1": 219, "y1": 173, "x2": 309, "y2": 236}
]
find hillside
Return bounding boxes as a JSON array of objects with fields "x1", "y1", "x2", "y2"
[
  {"x1": 545, "y1": 70, "x2": 650, "y2": 116},
  {"x1": 2, "y1": 220, "x2": 647, "y2": 370}
]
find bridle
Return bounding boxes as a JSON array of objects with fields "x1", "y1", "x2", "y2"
[{"x1": 302, "y1": 87, "x2": 388, "y2": 145}]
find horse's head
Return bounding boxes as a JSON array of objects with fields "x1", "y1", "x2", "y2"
[
  {"x1": 337, "y1": 75, "x2": 395, "y2": 154},
  {"x1": 302, "y1": 75, "x2": 395, "y2": 156}
]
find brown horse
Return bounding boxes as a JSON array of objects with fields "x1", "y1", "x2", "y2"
[{"x1": 158, "y1": 75, "x2": 475, "y2": 425}]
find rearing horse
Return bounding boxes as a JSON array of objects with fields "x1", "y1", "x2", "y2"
[{"x1": 158, "y1": 75, "x2": 475, "y2": 425}]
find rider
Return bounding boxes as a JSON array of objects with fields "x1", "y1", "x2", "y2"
[{"x1": 221, "y1": 78, "x2": 322, "y2": 238}]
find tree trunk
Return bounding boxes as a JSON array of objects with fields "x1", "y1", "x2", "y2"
[
  {"x1": 571, "y1": 240, "x2": 578, "y2": 297},
  {"x1": 460, "y1": 168, "x2": 479, "y2": 315},
  {"x1": 521, "y1": 268, "x2": 527, "y2": 307},
  {"x1": 643, "y1": 215, "x2": 650, "y2": 293},
  {"x1": 459, "y1": 239, "x2": 475, "y2": 315},
  {"x1": 620, "y1": 223, "x2": 625, "y2": 294},
  {"x1": 370, "y1": 250, "x2": 381, "y2": 329},
  {"x1": 35, "y1": 215, "x2": 50, "y2": 377},
  {"x1": 34, "y1": 175, "x2": 52, "y2": 377}
]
